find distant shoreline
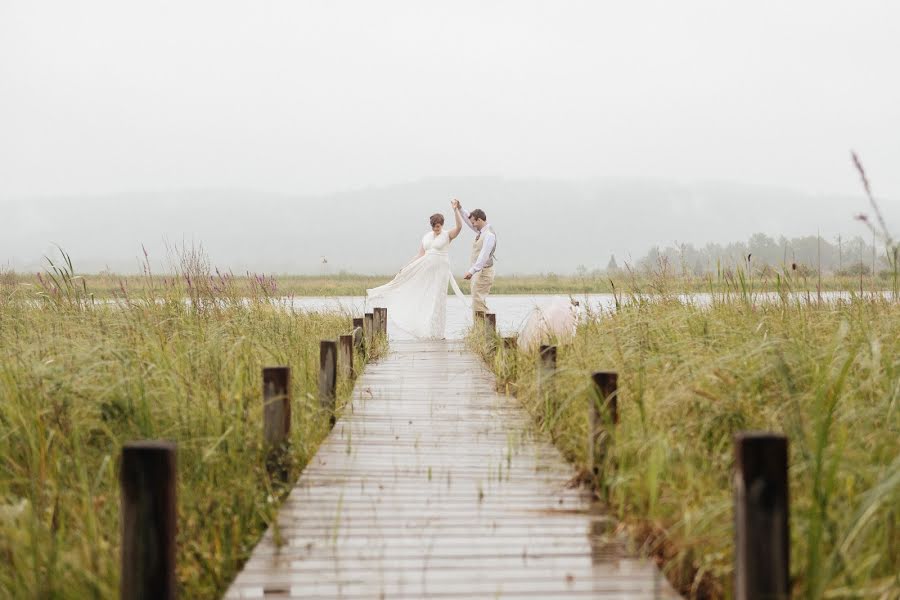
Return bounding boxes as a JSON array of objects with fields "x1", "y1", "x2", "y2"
[{"x1": 4, "y1": 271, "x2": 896, "y2": 298}]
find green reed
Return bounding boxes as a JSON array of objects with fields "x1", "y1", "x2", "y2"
[
  {"x1": 6, "y1": 269, "x2": 896, "y2": 299},
  {"x1": 0, "y1": 252, "x2": 382, "y2": 599},
  {"x1": 472, "y1": 292, "x2": 899, "y2": 599}
]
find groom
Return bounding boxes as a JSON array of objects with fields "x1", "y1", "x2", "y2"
[{"x1": 452, "y1": 199, "x2": 496, "y2": 316}]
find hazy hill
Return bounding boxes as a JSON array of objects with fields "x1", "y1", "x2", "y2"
[{"x1": 0, "y1": 177, "x2": 888, "y2": 275}]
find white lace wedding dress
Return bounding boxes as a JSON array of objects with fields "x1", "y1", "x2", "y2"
[{"x1": 366, "y1": 229, "x2": 468, "y2": 339}]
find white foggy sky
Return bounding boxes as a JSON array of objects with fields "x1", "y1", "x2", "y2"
[{"x1": 2, "y1": 0, "x2": 899, "y2": 200}]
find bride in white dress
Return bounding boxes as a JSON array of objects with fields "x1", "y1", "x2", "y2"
[{"x1": 366, "y1": 203, "x2": 469, "y2": 339}]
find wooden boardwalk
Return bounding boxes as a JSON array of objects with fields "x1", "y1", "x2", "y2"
[{"x1": 225, "y1": 340, "x2": 679, "y2": 599}]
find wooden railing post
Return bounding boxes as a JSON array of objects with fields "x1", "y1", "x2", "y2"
[
  {"x1": 539, "y1": 344, "x2": 557, "y2": 373},
  {"x1": 262, "y1": 366, "x2": 292, "y2": 480},
  {"x1": 734, "y1": 432, "x2": 789, "y2": 600},
  {"x1": 538, "y1": 344, "x2": 557, "y2": 396},
  {"x1": 364, "y1": 313, "x2": 374, "y2": 350},
  {"x1": 319, "y1": 340, "x2": 337, "y2": 426},
  {"x1": 499, "y1": 335, "x2": 519, "y2": 382},
  {"x1": 263, "y1": 367, "x2": 291, "y2": 446},
  {"x1": 351, "y1": 327, "x2": 364, "y2": 375},
  {"x1": 352, "y1": 317, "x2": 364, "y2": 337},
  {"x1": 373, "y1": 307, "x2": 388, "y2": 335},
  {"x1": 589, "y1": 371, "x2": 618, "y2": 483},
  {"x1": 339, "y1": 334, "x2": 353, "y2": 380},
  {"x1": 485, "y1": 313, "x2": 497, "y2": 348},
  {"x1": 120, "y1": 441, "x2": 177, "y2": 600},
  {"x1": 372, "y1": 308, "x2": 383, "y2": 337}
]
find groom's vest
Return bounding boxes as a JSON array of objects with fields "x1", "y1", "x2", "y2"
[{"x1": 471, "y1": 225, "x2": 497, "y2": 270}]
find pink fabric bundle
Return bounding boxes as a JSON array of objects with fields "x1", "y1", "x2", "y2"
[{"x1": 518, "y1": 297, "x2": 578, "y2": 351}]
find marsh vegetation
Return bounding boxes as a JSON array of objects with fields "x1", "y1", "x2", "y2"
[
  {"x1": 0, "y1": 252, "x2": 383, "y2": 598},
  {"x1": 473, "y1": 275, "x2": 899, "y2": 598}
]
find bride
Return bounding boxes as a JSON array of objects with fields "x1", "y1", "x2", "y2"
[{"x1": 366, "y1": 200, "x2": 469, "y2": 339}]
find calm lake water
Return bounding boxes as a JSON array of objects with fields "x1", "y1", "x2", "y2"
[{"x1": 288, "y1": 291, "x2": 892, "y2": 341}]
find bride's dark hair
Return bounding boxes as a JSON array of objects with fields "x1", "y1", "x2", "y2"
[{"x1": 430, "y1": 213, "x2": 445, "y2": 227}]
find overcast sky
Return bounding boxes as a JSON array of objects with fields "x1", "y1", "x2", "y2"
[{"x1": 2, "y1": 1, "x2": 899, "y2": 201}]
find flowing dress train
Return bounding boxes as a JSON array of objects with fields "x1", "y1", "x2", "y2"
[{"x1": 366, "y1": 230, "x2": 469, "y2": 339}]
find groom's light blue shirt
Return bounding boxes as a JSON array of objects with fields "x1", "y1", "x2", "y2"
[{"x1": 460, "y1": 208, "x2": 496, "y2": 276}]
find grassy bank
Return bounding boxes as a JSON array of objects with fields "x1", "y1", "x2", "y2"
[
  {"x1": 473, "y1": 294, "x2": 899, "y2": 598},
  {"x1": 3, "y1": 269, "x2": 897, "y2": 298},
  {"x1": 0, "y1": 264, "x2": 384, "y2": 598}
]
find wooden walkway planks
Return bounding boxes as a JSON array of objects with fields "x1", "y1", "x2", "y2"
[{"x1": 225, "y1": 340, "x2": 679, "y2": 599}]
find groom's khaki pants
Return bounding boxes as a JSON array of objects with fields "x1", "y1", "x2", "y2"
[{"x1": 471, "y1": 266, "x2": 495, "y2": 315}]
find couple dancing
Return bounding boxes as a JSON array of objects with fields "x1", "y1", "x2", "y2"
[{"x1": 366, "y1": 199, "x2": 496, "y2": 339}]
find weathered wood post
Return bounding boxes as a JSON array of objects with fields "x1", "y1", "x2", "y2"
[
  {"x1": 319, "y1": 340, "x2": 338, "y2": 426},
  {"x1": 263, "y1": 367, "x2": 291, "y2": 444},
  {"x1": 352, "y1": 317, "x2": 364, "y2": 336},
  {"x1": 373, "y1": 307, "x2": 388, "y2": 335},
  {"x1": 485, "y1": 313, "x2": 497, "y2": 348},
  {"x1": 351, "y1": 326, "x2": 364, "y2": 376},
  {"x1": 120, "y1": 441, "x2": 177, "y2": 600},
  {"x1": 372, "y1": 309, "x2": 382, "y2": 336},
  {"x1": 539, "y1": 344, "x2": 557, "y2": 377},
  {"x1": 589, "y1": 371, "x2": 619, "y2": 483},
  {"x1": 475, "y1": 310, "x2": 486, "y2": 323},
  {"x1": 372, "y1": 309, "x2": 383, "y2": 339},
  {"x1": 734, "y1": 432, "x2": 789, "y2": 600},
  {"x1": 500, "y1": 335, "x2": 519, "y2": 382},
  {"x1": 364, "y1": 313, "x2": 374, "y2": 350},
  {"x1": 262, "y1": 366, "x2": 292, "y2": 480},
  {"x1": 538, "y1": 344, "x2": 557, "y2": 398},
  {"x1": 339, "y1": 334, "x2": 354, "y2": 380}
]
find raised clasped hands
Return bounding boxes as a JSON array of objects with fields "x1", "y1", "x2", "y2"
[{"x1": 451, "y1": 199, "x2": 460, "y2": 210}]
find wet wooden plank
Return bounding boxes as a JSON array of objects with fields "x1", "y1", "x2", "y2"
[{"x1": 225, "y1": 340, "x2": 679, "y2": 599}]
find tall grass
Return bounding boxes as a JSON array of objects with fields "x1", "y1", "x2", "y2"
[
  {"x1": 474, "y1": 290, "x2": 899, "y2": 599},
  {"x1": 5, "y1": 270, "x2": 896, "y2": 299},
  {"x1": 852, "y1": 151, "x2": 900, "y2": 301},
  {"x1": 0, "y1": 250, "x2": 383, "y2": 598}
]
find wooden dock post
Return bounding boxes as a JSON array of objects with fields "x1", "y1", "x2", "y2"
[
  {"x1": 262, "y1": 367, "x2": 292, "y2": 480},
  {"x1": 263, "y1": 367, "x2": 291, "y2": 446},
  {"x1": 372, "y1": 307, "x2": 388, "y2": 337},
  {"x1": 500, "y1": 335, "x2": 519, "y2": 381},
  {"x1": 352, "y1": 317, "x2": 364, "y2": 340},
  {"x1": 538, "y1": 344, "x2": 557, "y2": 397},
  {"x1": 120, "y1": 441, "x2": 177, "y2": 600},
  {"x1": 372, "y1": 309, "x2": 383, "y2": 339},
  {"x1": 339, "y1": 334, "x2": 354, "y2": 380},
  {"x1": 350, "y1": 319, "x2": 366, "y2": 377},
  {"x1": 364, "y1": 313, "x2": 374, "y2": 350},
  {"x1": 485, "y1": 313, "x2": 497, "y2": 348},
  {"x1": 734, "y1": 432, "x2": 789, "y2": 600},
  {"x1": 319, "y1": 340, "x2": 337, "y2": 426},
  {"x1": 474, "y1": 310, "x2": 486, "y2": 324},
  {"x1": 589, "y1": 371, "x2": 619, "y2": 482}
]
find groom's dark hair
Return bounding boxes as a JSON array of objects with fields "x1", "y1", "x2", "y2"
[
  {"x1": 470, "y1": 209, "x2": 487, "y2": 221},
  {"x1": 430, "y1": 213, "x2": 445, "y2": 227}
]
